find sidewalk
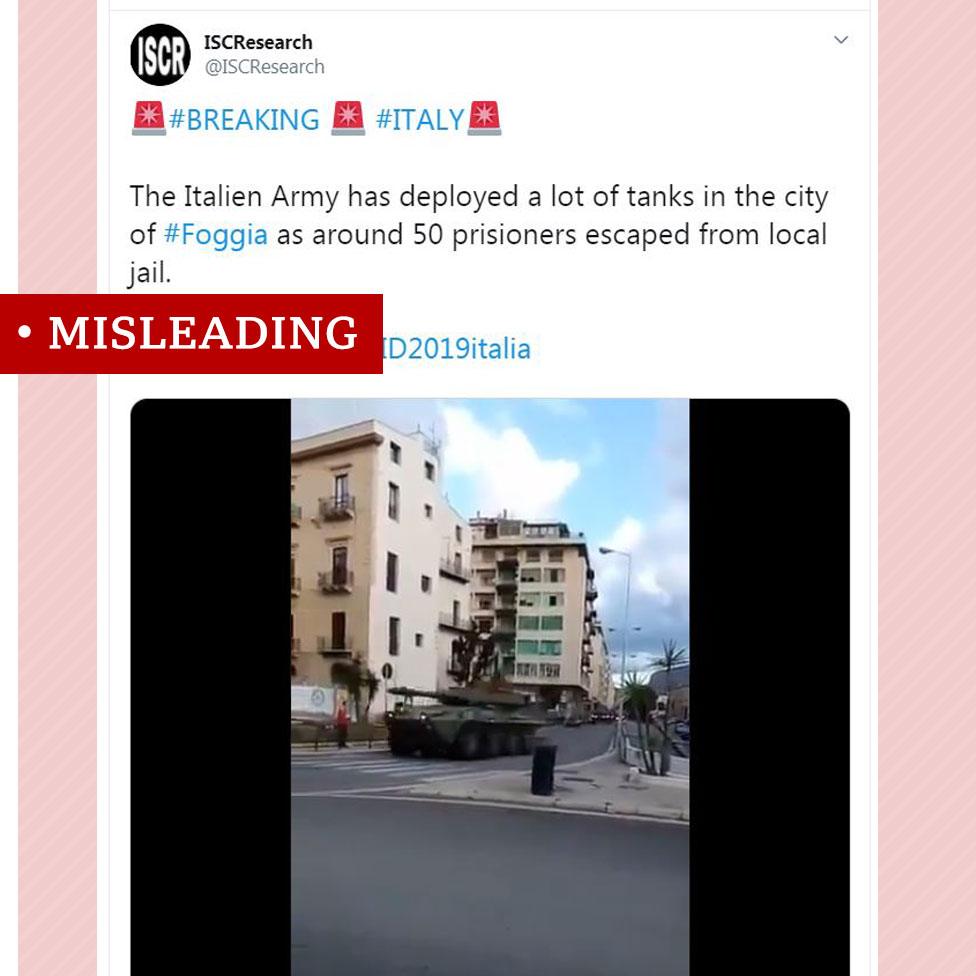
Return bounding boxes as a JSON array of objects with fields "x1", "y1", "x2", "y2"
[{"x1": 406, "y1": 754, "x2": 690, "y2": 822}]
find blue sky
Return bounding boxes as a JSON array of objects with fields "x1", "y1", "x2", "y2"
[{"x1": 292, "y1": 399, "x2": 689, "y2": 675}]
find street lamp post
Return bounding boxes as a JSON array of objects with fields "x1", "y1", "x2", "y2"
[{"x1": 600, "y1": 546, "x2": 633, "y2": 756}]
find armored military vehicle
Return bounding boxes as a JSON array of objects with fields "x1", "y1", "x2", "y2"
[{"x1": 386, "y1": 686, "x2": 547, "y2": 760}]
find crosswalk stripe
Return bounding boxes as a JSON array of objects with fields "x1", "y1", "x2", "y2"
[{"x1": 356, "y1": 765, "x2": 429, "y2": 774}]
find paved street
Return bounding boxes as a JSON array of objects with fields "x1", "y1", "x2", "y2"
[
  {"x1": 292, "y1": 721, "x2": 615, "y2": 793},
  {"x1": 292, "y1": 794, "x2": 689, "y2": 976}
]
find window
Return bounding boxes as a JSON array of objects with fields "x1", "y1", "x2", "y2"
[
  {"x1": 421, "y1": 575, "x2": 431, "y2": 594},
  {"x1": 518, "y1": 615, "x2": 540, "y2": 631},
  {"x1": 546, "y1": 568, "x2": 565, "y2": 583},
  {"x1": 334, "y1": 473, "x2": 349, "y2": 503},
  {"x1": 453, "y1": 552, "x2": 463, "y2": 574},
  {"x1": 516, "y1": 662, "x2": 539, "y2": 678},
  {"x1": 520, "y1": 568, "x2": 541, "y2": 583},
  {"x1": 478, "y1": 618, "x2": 493, "y2": 633},
  {"x1": 424, "y1": 461, "x2": 435, "y2": 480},
  {"x1": 332, "y1": 546, "x2": 348, "y2": 584},
  {"x1": 540, "y1": 663, "x2": 561, "y2": 679},
  {"x1": 548, "y1": 548, "x2": 563, "y2": 562},
  {"x1": 541, "y1": 616, "x2": 563, "y2": 631},
  {"x1": 389, "y1": 617, "x2": 400, "y2": 656},
  {"x1": 455, "y1": 525, "x2": 462, "y2": 543},
  {"x1": 540, "y1": 640, "x2": 562, "y2": 656},
  {"x1": 415, "y1": 633, "x2": 423, "y2": 648},
  {"x1": 331, "y1": 612, "x2": 346, "y2": 650},
  {"x1": 478, "y1": 597, "x2": 492, "y2": 610},
  {"x1": 386, "y1": 552, "x2": 398, "y2": 593},
  {"x1": 519, "y1": 592, "x2": 540, "y2": 608},
  {"x1": 424, "y1": 503, "x2": 433, "y2": 519},
  {"x1": 388, "y1": 482, "x2": 400, "y2": 520},
  {"x1": 390, "y1": 441, "x2": 401, "y2": 464},
  {"x1": 452, "y1": 600, "x2": 461, "y2": 626},
  {"x1": 545, "y1": 593, "x2": 564, "y2": 608},
  {"x1": 517, "y1": 639, "x2": 539, "y2": 655},
  {"x1": 525, "y1": 550, "x2": 540, "y2": 562}
]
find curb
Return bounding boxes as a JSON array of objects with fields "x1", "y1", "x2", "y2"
[{"x1": 401, "y1": 789, "x2": 689, "y2": 823}]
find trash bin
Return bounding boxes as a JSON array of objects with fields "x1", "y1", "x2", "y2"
[{"x1": 531, "y1": 742, "x2": 557, "y2": 796}]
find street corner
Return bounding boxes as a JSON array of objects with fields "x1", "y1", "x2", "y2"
[{"x1": 404, "y1": 753, "x2": 690, "y2": 822}]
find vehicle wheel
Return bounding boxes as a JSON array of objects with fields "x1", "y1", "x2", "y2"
[
  {"x1": 486, "y1": 731, "x2": 505, "y2": 758},
  {"x1": 455, "y1": 729, "x2": 481, "y2": 760},
  {"x1": 389, "y1": 737, "x2": 413, "y2": 757}
]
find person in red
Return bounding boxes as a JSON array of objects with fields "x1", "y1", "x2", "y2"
[{"x1": 335, "y1": 701, "x2": 350, "y2": 749}]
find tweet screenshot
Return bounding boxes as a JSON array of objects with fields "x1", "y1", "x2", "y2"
[{"x1": 4, "y1": 0, "x2": 875, "y2": 973}]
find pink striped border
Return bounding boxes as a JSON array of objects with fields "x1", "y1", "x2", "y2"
[
  {"x1": 879, "y1": 2, "x2": 976, "y2": 975},
  {"x1": 19, "y1": 0, "x2": 97, "y2": 974}
]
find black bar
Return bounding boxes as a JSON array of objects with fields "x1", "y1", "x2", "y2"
[
  {"x1": 131, "y1": 399, "x2": 291, "y2": 972},
  {"x1": 690, "y1": 400, "x2": 850, "y2": 972}
]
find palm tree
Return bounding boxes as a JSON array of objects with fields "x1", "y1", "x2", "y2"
[
  {"x1": 651, "y1": 639, "x2": 688, "y2": 773},
  {"x1": 362, "y1": 669, "x2": 380, "y2": 722},
  {"x1": 331, "y1": 659, "x2": 364, "y2": 720},
  {"x1": 330, "y1": 659, "x2": 381, "y2": 725},
  {"x1": 620, "y1": 672, "x2": 658, "y2": 775}
]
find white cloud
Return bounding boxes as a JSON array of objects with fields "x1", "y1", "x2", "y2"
[
  {"x1": 595, "y1": 402, "x2": 690, "y2": 672},
  {"x1": 440, "y1": 406, "x2": 581, "y2": 518},
  {"x1": 534, "y1": 399, "x2": 588, "y2": 419}
]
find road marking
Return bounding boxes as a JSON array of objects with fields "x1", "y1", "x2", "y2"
[{"x1": 293, "y1": 760, "x2": 409, "y2": 771}]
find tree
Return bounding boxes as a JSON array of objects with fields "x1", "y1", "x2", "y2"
[
  {"x1": 330, "y1": 659, "x2": 381, "y2": 723},
  {"x1": 330, "y1": 659, "x2": 363, "y2": 718},
  {"x1": 362, "y1": 668, "x2": 380, "y2": 722},
  {"x1": 448, "y1": 628, "x2": 497, "y2": 686},
  {"x1": 620, "y1": 672, "x2": 658, "y2": 775},
  {"x1": 651, "y1": 639, "x2": 688, "y2": 772}
]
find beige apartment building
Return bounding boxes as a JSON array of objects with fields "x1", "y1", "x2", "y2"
[
  {"x1": 290, "y1": 421, "x2": 471, "y2": 709},
  {"x1": 469, "y1": 516, "x2": 612, "y2": 710},
  {"x1": 588, "y1": 623, "x2": 614, "y2": 708}
]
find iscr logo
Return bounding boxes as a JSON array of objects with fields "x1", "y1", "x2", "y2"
[{"x1": 131, "y1": 24, "x2": 191, "y2": 86}]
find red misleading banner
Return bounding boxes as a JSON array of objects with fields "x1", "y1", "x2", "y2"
[{"x1": 1, "y1": 294, "x2": 383, "y2": 373}]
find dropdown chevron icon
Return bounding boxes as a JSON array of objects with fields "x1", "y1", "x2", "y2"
[{"x1": 835, "y1": 35, "x2": 849, "y2": 44}]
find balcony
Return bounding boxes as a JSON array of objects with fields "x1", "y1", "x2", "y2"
[
  {"x1": 495, "y1": 574, "x2": 518, "y2": 591},
  {"x1": 493, "y1": 621, "x2": 516, "y2": 638},
  {"x1": 317, "y1": 636, "x2": 353, "y2": 658},
  {"x1": 319, "y1": 495, "x2": 356, "y2": 520},
  {"x1": 495, "y1": 601, "x2": 517, "y2": 614},
  {"x1": 291, "y1": 576, "x2": 302, "y2": 596},
  {"x1": 438, "y1": 613, "x2": 471, "y2": 632},
  {"x1": 586, "y1": 585, "x2": 598, "y2": 601},
  {"x1": 291, "y1": 503, "x2": 302, "y2": 525},
  {"x1": 439, "y1": 558, "x2": 471, "y2": 583},
  {"x1": 318, "y1": 570, "x2": 354, "y2": 593},
  {"x1": 496, "y1": 553, "x2": 519, "y2": 567}
]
